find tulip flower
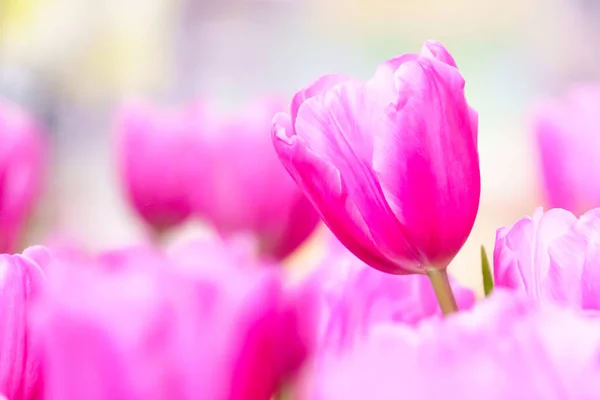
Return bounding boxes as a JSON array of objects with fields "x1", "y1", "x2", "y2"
[
  {"x1": 114, "y1": 101, "x2": 199, "y2": 233},
  {"x1": 272, "y1": 40, "x2": 480, "y2": 313},
  {"x1": 0, "y1": 251, "x2": 47, "y2": 400},
  {"x1": 494, "y1": 207, "x2": 600, "y2": 310},
  {"x1": 309, "y1": 240, "x2": 475, "y2": 349},
  {"x1": 533, "y1": 85, "x2": 600, "y2": 215},
  {"x1": 0, "y1": 99, "x2": 47, "y2": 253},
  {"x1": 33, "y1": 239, "x2": 317, "y2": 400},
  {"x1": 299, "y1": 290, "x2": 600, "y2": 399},
  {"x1": 190, "y1": 98, "x2": 320, "y2": 261}
]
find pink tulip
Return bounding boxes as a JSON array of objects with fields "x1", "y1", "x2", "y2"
[
  {"x1": 533, "y1": 85, "x2": 600, "y2": 215},
  {"x1": 299, "y1": 290, "x2": 600, "y2": 399},
  {"x1": 115, "y1": 101, "x2": 200, "y2": 232},
  {"x1": 0, "y1": 99, "x2": 47, "y2": 253},
  {"x1": 33, "y1": 239, "x2": 317, "y2": 400},
  {"x1": 0, "y1": 251, "x2": 46, "y2": 400},
  {"x1": 272, "y1": 40, "x2": 480, "y2": 275},
  {"x1": 190, "y1": 98, "x2": 320, "y2": 260},
  {"x1": 494, "y1": 207, "x2": 600, "y2": 310},
  {"x1": 309, "y1": 240, "x2": 475, "y2": 349}
]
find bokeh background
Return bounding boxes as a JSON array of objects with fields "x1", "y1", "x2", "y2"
[{"x1": 1, "y1": 0, "x2": 598, "y2": 292}]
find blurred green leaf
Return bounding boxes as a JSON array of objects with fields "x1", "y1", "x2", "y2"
[{"x1": 481, "y1": 245, "x2": 494, "y2": 296}]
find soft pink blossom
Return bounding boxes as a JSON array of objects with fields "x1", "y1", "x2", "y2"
[
  {"x1": 309, "y1": 240, "x2": 475, "y2": 349},
  {"x1": 0, "y1": 100, "x2": 47, "y2": 253},
  {"x1": 494, "y1": 207, "x2": 600, "y2": 309},
  {"x1": 533, "y1": 85, "x2": 600, "y2": 215},
  {"x1": 299, "y1": 290, "x2": 600, "y2": 400},
  {"x1": 272, "y1": 40, "x2": 480, "y2": 274},
  {"x1": 115, "y1": 101, "x2": 200, "y2": 231},
  {"x1": 33, "y1": 239, "x2": 317, "y2": 400},
  {"x1": 0, "y1": 251, "x2": 46, "y2": 400},
  {"x1": 190, "y1": 98, "x2": 320, "y2": 260}
]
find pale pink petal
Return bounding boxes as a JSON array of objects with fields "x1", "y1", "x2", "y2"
[
  {"x1": 301, "y1": 290, "x2": 600, "y2": 399},
  {"x1": 420, "y1": 40, "x2": 458, "y2": 67}
]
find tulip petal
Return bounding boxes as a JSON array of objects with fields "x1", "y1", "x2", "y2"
[
  {"x1": 292, "y1": 81, "x2": 421, "y2": 271},
  {"x1": 273, "y1": 113, "x2": 404, "y2": 273},
  {"x1": 0, "y1": 255, "x2": 45, "y2": 400},
  {"x1": 420, "y1": 40, "x2": 458, "y2": 67},
  {"x1": 367, "y1": 57, "x2": 479, "y2": 266},
  {"x1": 291, "y1": 74, "x2": 357, "y2": 125}
]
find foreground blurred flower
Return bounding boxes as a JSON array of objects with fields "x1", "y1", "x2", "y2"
[
  {"x1": 299, "y1": 290, "x2": 600, "y2": 399},
  {"x1": 33, "y1": 240, "x2": 317, "y2": 400},
  {"x1": 190, "y1": 98, "x2": 320, "y2": 260},
  {"x1": 272, "y1": 41, "x2": 479, "y2": 312},
  {"x1": 310, "y1": 241, "x2": 475, "y2": 348},
  {"x1": 0, "y1": 99, "x2": 47, "y2": 253},
  {"x1": 115, "y1": 101, "x2": 199, "y2": 233},
  {"x1": 533, "y1": 85, "x2": 600, "y2": 215},
  {"x1": 0, "y1": 251, "x2": 46, "y2": 400},
  {"x1": 494, "y1": 207, "x2": 600, "y2": 310}
]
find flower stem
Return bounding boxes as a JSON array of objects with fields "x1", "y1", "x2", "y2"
[{"x1": 426, "y1": 268, "x2": 458, "y2": 316}]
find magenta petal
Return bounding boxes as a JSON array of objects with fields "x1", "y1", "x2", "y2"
[
  {"x1": 290, "y1": 74, "x2": 357, "y2": 125},
  {"x1": 370, "y1": 57, "x2": 479, "y2": 266},
  {"x1": 273, "y1": 113, "x2": 399, "y2": 274},
  {"x1": 420, "y1": 40, "x2": 458, "y2": 67},
  {"x1": 0, "y1": 254, "x2": 45, "y2": 400}
]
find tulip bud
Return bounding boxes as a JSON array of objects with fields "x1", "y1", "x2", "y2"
[
  {"x1": 533, "y1": 85, "x2": 600, "y2": 215},
  {"x1": 189, "y1": 98, "x2": 320, "y2": 260},
  {"x1": 0, "y1": 99, "x2": 47, "y2": 253},
  {"x1": 0, "y1": 252, "x2": 46, "y2": 400},
  {"x1": 114, "y1": 101, "x2": 199, "y2": 232},
  {"x1": 272, "y1": 41, "x2": 480, "y2": 275}
]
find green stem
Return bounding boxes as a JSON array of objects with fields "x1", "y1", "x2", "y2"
[{"x1": 426, "y1": 268, "x2": 459, "y2": 316}]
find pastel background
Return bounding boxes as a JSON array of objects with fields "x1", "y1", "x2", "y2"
[{"x1": 1, "y1": 0, "x2": 598, "y2": 292}]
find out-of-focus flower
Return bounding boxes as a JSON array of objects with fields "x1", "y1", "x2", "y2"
[
  {"x1": 190, "y1": 98, "x2": 320, "y2": 261},
  {"x1": 309, "y1": 240, "x2": 475, "y2": 349},
  {"x1": 533, "y1": 85, "x2": 600, "y2": 215},
  {"x1": 33, "y1": 238, "x2": 318, "y2": 400},
  {"x1": 299, "y1": 290, "x2": 600, "y2": 400},
  {"x1": 114, "y1": 101, "x2": 200, "y2": 232},
  {"x1": 494, "y1": 207, "x2": 600, "y2": 310},
  {"x1": 0, "y1": 251, "x2": 46, "y2": 400},
  {"x1": 272, "y1": 40, "x2": 480, "y2": 275},
  {"x1": 0, "y1": 99, "x2": 47, "y2": 253}
]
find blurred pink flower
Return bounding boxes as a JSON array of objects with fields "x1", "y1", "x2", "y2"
[
  {"x1": 115, "y1": 101, "x2": 200, "y2": 232},
  {"x1": 310, "y1": 240, "x2": 475, "y2": 349},
  {"x1": 533, "y1": 85, "x2": 600, "y2": 215},
  {"x1": 0, "y1": 251, "x2": 46, "y2": 400},
  {"x1": 272, "y1": 40, "x2": 480, "y2": 275},
  {"x1": 494, "y1": 207, "x2": 600, "y2": 310},
  {"x1": 33, "y1": 239, "x2": 317, "y2": 400},
  {"x1": 299, "y1": 290, "x2": 600, "y2": 400},
  {"x1": 190, "y1": 98, "x2": 320, "y2": 261},
  {"x1": 0, "y1": 99, "x2": 47, "y2": 253}
]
